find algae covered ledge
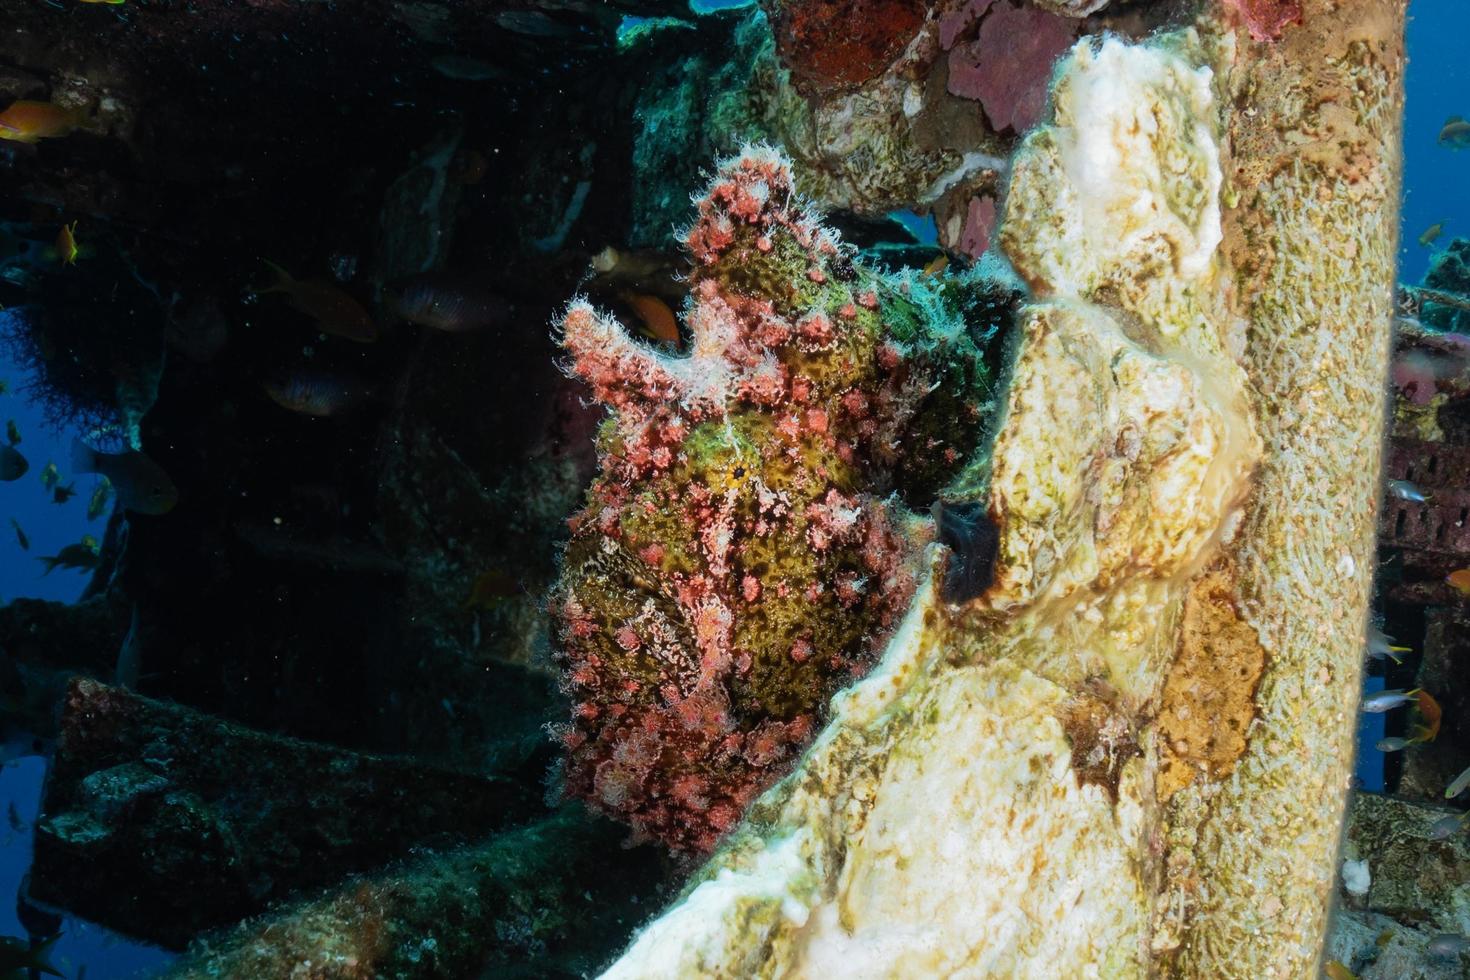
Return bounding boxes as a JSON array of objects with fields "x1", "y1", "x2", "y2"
[{"x1": 591, "y1": 5, "x2": 1405, "y2": 977}]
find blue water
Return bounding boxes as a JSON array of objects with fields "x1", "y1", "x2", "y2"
[
  {"x1": 1398, "y1": 3, "x2": 1468, "y2": 286},
  {"x1": 0, "y1": 344, "x2": 97, "y2": 605}
]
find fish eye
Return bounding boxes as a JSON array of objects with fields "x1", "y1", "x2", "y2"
[{"x1": 732, "y1": 466, "x2": 745, "y2": 480}]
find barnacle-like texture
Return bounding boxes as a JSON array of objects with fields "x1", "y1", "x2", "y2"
[{"x1": 552, "y1": 146, "x2": 999, "y2": 852}]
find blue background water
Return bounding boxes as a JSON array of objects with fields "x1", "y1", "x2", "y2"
[
  {"x1": 0, "y1": 1, "x2": 1459, "y2": 975},
  {"x1": 1399, "y1": 3, "x2": 1465, "y2": 287}
]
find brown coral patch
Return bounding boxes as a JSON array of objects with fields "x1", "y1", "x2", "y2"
[
  {"x1": 1155, "y1": 570, "x2": 1266, "y2": 801},
  {"x1": 1059, "y1": 693, "x2": 1138, "y2": 804},
  {"x1": 766, "y1": 0, "x2": 926, "y2": 96}
]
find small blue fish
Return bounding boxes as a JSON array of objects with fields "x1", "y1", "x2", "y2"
[
  {"x1": 1361, "y1": 688, "x2": 1421, "y2": 713},
  {"x1": 1387, "y1": 479, "x2": 1428, "y2": 502}
]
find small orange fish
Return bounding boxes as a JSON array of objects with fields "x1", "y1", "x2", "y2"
[
  {"x1": 1412, "y1": 689, "x2": 1442, "y2": 743},
  {"x1": 56, "y1": 222, "x2": 78, "y2": 266},
  {"x1": 1448, "y1": 568, "x2": 1470, "y2": 595},
  {"x1": 259, "y1": 260, "x2": 377, "y2": 343},
  {"x1": 620, "y1": 291, "x2": 679, "y2": 345},
  {"x1": 0, "y1": 100, "x2": 81, "y2": 143}
]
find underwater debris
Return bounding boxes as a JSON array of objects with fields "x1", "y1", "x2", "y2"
[
  {"x1": 162, "y1": 808, "x2": 664, "y2": 979},
  {"x1": 551, "y1": 145, "x2": 1002, "y2": 851},
  {"x1": 31, "y1": 678, "x2": 542, "y2": 949}
]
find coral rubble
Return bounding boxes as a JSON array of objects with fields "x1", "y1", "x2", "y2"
[{"x1": 552, "y1": 146, "x2": 1005, "y2": 851}]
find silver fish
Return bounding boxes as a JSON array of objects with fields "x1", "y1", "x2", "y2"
[
  {"x1": 1361, "y1": 688, "x2": 1420, "y2": 713},
  {"x1": 1375, "y1": 736, "x2": 1413, "y2": 752},
  {"x1": 1428, "y1": 813, "x2": 1468, "y2": 840},
  {"x1": 1447, "y1": 764, "x2": 1470, "y2": 800},
  {"x1": 1387, "y1": 479, "x2": 1429, "y2": 502}
]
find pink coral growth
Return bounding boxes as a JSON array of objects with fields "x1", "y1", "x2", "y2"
[
  {"x1": 551, "y1": 147, "x2": 923, "y2": 852},
  {"x1": 947, "y1": 1, "x2": 1078, "y2": 134},
  {"x1": 1220, "y1": 0, "x2": 1303, "y2": 42}
]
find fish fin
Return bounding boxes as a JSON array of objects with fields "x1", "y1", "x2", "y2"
[
  {"x1": 29, "y1": 933, "x2": 63, "y2": 977},
  {"x1": 70, "y1": 437, "x2": 97, "y2": 476},
  {"x1": 259, "y1": 258, "x2": 294, "y2": 295},
  {"x1": 36, "y1": 557, "x2": 57, "y2": 575}
]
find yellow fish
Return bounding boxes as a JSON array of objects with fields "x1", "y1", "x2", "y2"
[
  {"x1": 1419, "y1": 222, "x2": 1444, "y2": 247},
  {"x1": 56, "y1": 222, "x2": 78, "y2": 266},
  {"x1": 0, "y1": 100, "x2": 81, "y2": 143},
  {"x1": 1323, "y1": 960, "x2": 1357, "y2": 980},
  {"x1": 922, "y1": 253, "x2": 950, "y2": 277}
]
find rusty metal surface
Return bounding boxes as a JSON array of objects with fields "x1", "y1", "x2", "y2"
[{"x1": 1380, "y1": 438, "x2": 1470, "y2": 555}]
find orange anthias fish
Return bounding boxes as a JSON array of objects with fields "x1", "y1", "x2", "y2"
[
  {"x1": 620, "y1": 291, "x2": 679, "y2": 345},
  {"x1": 259, "y1": 260, "x2": 377, "y2": 343},
  {"x1": 1448, "y1": 568, "x2": 1470, "y2": 595},
  {"x1": 0, "y1": 100, "x2": 81, "y2": 143},
  {"x1": 1411, "y1": 689, "x2": 1442, "y2": 743},
  {"x1": 56, "y1": 222, "x2": 78, "y2": 266}
]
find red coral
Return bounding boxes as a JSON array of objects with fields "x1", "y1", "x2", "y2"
[
  {"x1": 947, "y1": 1, "x2": 1078, "y2": 134},
  {"x1": 1220, "y1": 0, "x2": 1303, "y2": 42},
  {"x1": 768, "y1": 0, "x2": 928, "y2": 96}
]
